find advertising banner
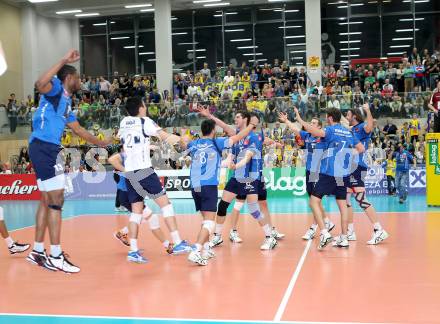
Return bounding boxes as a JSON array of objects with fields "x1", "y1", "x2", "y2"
[{"x1": 0, "y1": 174, "x2": 40, "y2": 200}]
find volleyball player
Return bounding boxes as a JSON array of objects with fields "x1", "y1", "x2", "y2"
[
  {"x1": 295, "y1": 108, "x2": 365, "y2": 249},
  {"x1": 206, "y1": 111, "x2": 277, "y2": 250},
  {"x1": 345, "y1": 104, "x2": 389, "y2": 245},
  {"x1": 26, "y1": 50, "x2": 111, "y2": 273},
  {"x1": 0, "y1": 207, "x2": 30, "y2": 254},
  {"x1": 118, "y1": 96, "x2": 190, "y2": 264},
  {"x1": 181, "y1": 109, "x2": 258, "y2": 265},
  {"x1": 277, "y1": 112, "x2": 335, "y2": 240}
]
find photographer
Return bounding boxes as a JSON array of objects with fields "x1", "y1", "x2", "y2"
[{"x1": 7, "y1": 93, "x2": 18, "y2": 134}]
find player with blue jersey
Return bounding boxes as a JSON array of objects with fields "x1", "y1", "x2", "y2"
[
  {"x1": 199, "y1": 110, "x2": 277, "y2": 251},
  {"x1": 26, "y1": 50, "x2": 110, "y2": 274},
  {"x1": 277, "y1": 112, "x2": 335, "y2": 240},
  {"x1": 295, "y1": 108, "x2": 365, "y2": 249},
  {"x1": 346, "y1": 104, "x2": 389, "y2": 245},
  {"x1": 227, "y1": 121, "x2": 285, "y2": 245},
  {"x1": 181, "y1": 112, "x2": 257, "y2": 265}
]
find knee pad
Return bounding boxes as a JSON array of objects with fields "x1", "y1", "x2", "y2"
[
  {"x1": 248, "y1": 202, "x2": 263, "y2": 220},
  {"x1": 354, "y1": 192, "x2": 371, "y2": 210},
  {"x1": 161, "y1": 204, "x2": 174, "y2": 218},
  {"x1": 217, "y1": 200, "x2": 230, "y2": 217},
  {"x1": 143, "y1": 205, "x2": 152, "y2": 218},
  {"x1": 202, "y1": 220, "x2": 215, "y2": 235},
  {"x1": 148, "y1": 213, "x2": 160, "y2": 230},
  {"x1": 0, "y1": 206, "x2": 3, "y2": 220},
  {"x1": 48, "y1": 204, "x2": 62, "y2": 211},
  {"x1": 129, "y1": 213, "x2": 143, "y2": 225},
  {"x1": 233, "y1": 201, "x2": 244, "y2": 212}
]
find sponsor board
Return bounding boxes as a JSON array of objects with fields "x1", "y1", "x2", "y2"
[{"x1": 0, "y1": 174, "x2": 40, "y2": 200}]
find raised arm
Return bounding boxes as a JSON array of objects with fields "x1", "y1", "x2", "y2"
[
  {"x1": 67, "y1": 121, "x2": 111, "y2": 147},
  {"x1": 196, "y1": 104, "x2": 235, "y2": 136},
  {"x1": 294, "y1": 107, "x2": 325, "y2": 138},
  {"x1": 278, "y1": 112, "x2": 301, "y2": 135},
  {"x1": 362, "y1": 103, "x2": 374, "y2": 133},
  {"x1": 227, "y1": 115, "x2": 258, "y2": 146},
  {"x1": 35, "y1": 49, "x2": 80, "y2": 94},
  {"x1": 231, "y1": 150, "x2": 254, "y2": 170}
]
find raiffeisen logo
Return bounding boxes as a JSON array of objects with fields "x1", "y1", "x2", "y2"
[{"x1": 264, "y1": 170, "x2": 306, "y2": 196}]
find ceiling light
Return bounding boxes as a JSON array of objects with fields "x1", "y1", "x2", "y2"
[
  {"x1": 340, "y1": 48, "x2": 360, "y2": 51},
  {"x1": 225, "y1": 29, "x2": 245, "y2": 32},
  {"x1": 139, "y1": 52, "x2": 155, "y2": 55},
  {"x1": 341, "y1": 54, "x2": 360, "y2": 57},
  {"x1": 292, "y1": 57, "x2": 304, "y2": 59},
  {"x1": 390, "y1": 45, "x2": 411, "y2": 48},
  {"x1": 284, "y1": 9, "x2": 300, "y2": 13},
  {"x1": 124, "y1": 45, "x2": 144, "y2": 48},
  {"x1": 403, "y1": 0, "x2": 429, "y2": 2},
  {"x1": 237, "y1": 46, "x2": 259, "y2": 49},
  {"x1": 339, "y1": 32, "x2": 362, "y2": 35},
  {"x1": 196, "y1": 56, "x2": 207, "y2": 59},
  {"x1": 284, "y1": 35, "x2": 305, "y2": 39},
  {"x1": 392, "y1": 37, "x2": 413, "y2": 41},
  {"x1": 242, "y1": 53, "x2": 263, "y2": 56},
  {"x1": 140, "y1": 8, "x2": 154, "y2": 12},
  {"x1": 204, "y1": 2, "x2": 230, "y2": 7},
  {"x1": 328, "y1": 1, "x2": 347, "y2": 4},
  {"x1": 387, "y1": 52, "x2": 405, "y2": 55},
  {"x1": 178, "y1": 42, "x2": 199, "y2": 45},
  {"x1": 56, "y1": 9, "x2": 82, "y2": 14},
  {"x1": 75, "y1": 13, "x2": 100, "y2": 17},
  {"x1": 278, "y1": 26, "x2": 302, "y2": 29},
  {"x1": 147, "y1": 59, "x2": 156, "y2": 62},
  {"x1": 339, "y1": 40, "x2": 361, "y2": 43},
  {"x1": 400, "y1": 18, "x2": 424, "y2": 21},
  {"x1": 187, "y1": 49, "x2": 207, "y2": 52},
  {"x1": 268, "y1": 0, "x2": 288, "y2": 2},
  {"x1": 338, "y1": 3, "x2": 364, "y2": 8},
  {"x1": 193, "y1": 0, "x2": 221, "y2": 3},
  {"x1": 93, "y1": 22, "x2": 115, "y2": 26},
  {"x1": 290, "y1": 50, "x2": 306, "y2": 53},
  {"x1": 338, "y1": 21, "x2": 363, "y2": 25},
  {"x1": 230, "y1": 39, "x2": 252, "y2": 42},
  {"x1": 171, "y1": 17, "x2": 178, "y2": 20},
  {"x1": 259, "y1": 8, "x2": 282, "y2": 10},
  {"x1": 249, "y1": 59, "x2": 267, "y2": 62},
  {"x1": 28, "y1": 0, "x2": 58, "y2": 2},
  {"x1": 111, "y1": 37, "x2": 130, "y2": 40},
  {"x1": 172, "y1": 32, "x2": 188, "y2": 35},
  {"x1": 396, "y1": 29, "x2": 419, "y2": 32},
  {"x1": 286, "y1": 43, "x2": 306, "y2": 46},
  {"x1": 125, "y1": 4, "x2": 152, "y2": 8}
]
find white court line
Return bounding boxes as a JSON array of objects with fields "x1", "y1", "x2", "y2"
[
  {"x1": 273, "y1": 240, "x2": 312, "y2": 322},
  {"x1": 0, "y1": 313, "x2": 391, "y2": 324}
]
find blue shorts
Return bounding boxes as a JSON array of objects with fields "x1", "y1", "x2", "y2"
[
  {"x1": 349, "y1": 165, "x2": 368, "y2": 188},
  {"x1": 29, "y1": 139, "x2": 65, "y2": 191},
  {"x1": 191, "y1": 185, "x2": 218, "y2": 212},
  {"x1": 225, "y1": 177, "x2": 258, "y2": 197},
  {"x1": 236, "y1": 179, "x2": 266, "y2": 201},
  {"x1": 125, "y1": 168, "x2": 165, "y2": 204},
  {"x1": 312, "y1": 174, "x2": 349, "y2": 200},
  {"x1": 117, "y1": 189, "x2": 131, "y2": 211}
]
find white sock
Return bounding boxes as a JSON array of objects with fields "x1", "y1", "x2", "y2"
[
  {"x1": 203, "y1": 242, "x2": 210, "y2": 251},
  {"x1": 121, "y1": 227, "x2": 129, "y2": 235},
  {"x1": 320, "y1": 229, "x2": 329, "y2": 235},
  {"x1": 311, "y1": 223, "x2": 318, "y2": 230},
  {"x1": 170, "y1": 231, "x2": 182, "y2": 245},
  {"x1": 324, "y1": 218, "x2": 330, "y2": 225},
  {"x1": 34, "y1": 241, "x2": 44, "y2": 253},
  {"x1": 195, "y1": 243, "x2": 202, "y2": 252},
  {"x1": 214, "y1": 223, "x2": 223, "y2": 236},
  {"x1": 162, "y1": 240, "x2": 170, "y2": 248},
  {"x1": 373, "y1": 222, "x2": 382, "y2": 231},
  {"x1": 348, "y1": 223, "x2": 354, "y2": 233},
  {"x1": 50, "y1": 245, "x2": 62, "y2": 257},
  {"x1": 4, "y1": 236, "x2": 14, "y2": 248},
  {"x1": 130, "y1": 239, "x2": 138, "y2": 252},
  {"x1": 262, "y1": 224, "x2": 272, "y2": 237},
  {"x1": 340, "y1": 234, "x2": 347, "y2": 240}
]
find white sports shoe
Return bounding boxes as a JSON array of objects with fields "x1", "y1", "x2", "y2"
[
  {"x1": 318, "y1": 232, "x2": 333, "y2": 250},
  {"x1": 209, "y1": 235, "x2": 223, "y2": 248},
  {"x1": 271, "y1": 228, "x2": 285, "y2": 240},
  {"x1": 332, "y1": 236, "x2": 349, "y2": 248},
  {"x1": 202, "y1": 248, "x2": 215, "y2": 260},
  {"x1": 260, "y1": 236, "x2": 277, "y2": 250},
  {"x1": 48, "y1": 252, "x2": 80, "y2": 273},
  {"x1": 188, "y1": 251, "x2": 208, "y2": 266},
  {"x1": 325, "y1": 221, "x2": 336, "y2": 232},
  {"x1": 302, "y1": 226, "x2": 317, "y2": 240},
  {"x1": 367, "y1": 229, "x2": 389, "y2": 245},
  {"x1": 229, "y1": 230, "x2": 243, "y2": 243},
  {"x1": 347, "y1": 231, "x2": 357, "y2": 241}
]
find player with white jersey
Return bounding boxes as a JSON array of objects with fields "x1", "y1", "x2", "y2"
[{"x1": 118, "y1": 96, "x2": 190, "y2": 264}]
